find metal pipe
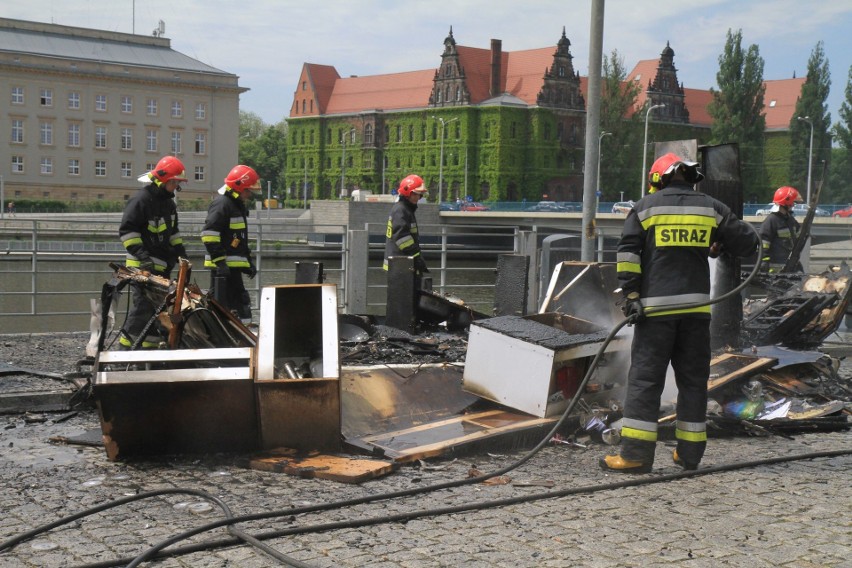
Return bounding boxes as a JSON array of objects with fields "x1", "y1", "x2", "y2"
[
  {"x1": 797, "y1": 116, "x2": 814, "y2": 204},
  {"x1": 641, "y1": 104, "x2": 665, "y2": 198}
]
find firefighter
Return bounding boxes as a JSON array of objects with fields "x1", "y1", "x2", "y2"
[
  {"x1": 202, "y1": 164, "x2": 258, "y2": 324},
  {"x1": 384, "y1": 174, "x2": 429, "y2": 281},
  {"x1": 601, "y1": 153, "x2": 759, "y2": 473},
  {"x1": 118, "y1": 155, "x2": 188, "y2": 349},
  {"x1": 759, "y1": 186, "x2": 803, "y2": 272}
]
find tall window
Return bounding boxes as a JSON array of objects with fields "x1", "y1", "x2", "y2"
[
  {"x1": 94, "y1": 160, "x2": 106, "y2": 176},
  {"x1": 194, "y1": 132, "x2": 206, "y2": 154},
  {"x1": 68, "y1": 123, "x2": 81, "y2": 147},
  {"x1": 40, "y1": 122, "x2": 53, "y2": 145},
  {"x1": 11, "y1": 156, "x2": 24, "y2": 173},
  {"x1": 95, "y1": 126, "x2": 107, "y2": 149},
  {"x1": 121, "y1": 96, "x2": 133, "y2": 113},
  {"x1": 11, "y1": 86, "x2": 24, "y2": 105},
  {"x1": 68, "y1": 159, "x2": 80, "y2": 175},
  {"x1": 170, "y1": 100, "x2": 183, "y2": 118},
  {"x1": 146, "y1": 129, "x2": 158, "y2": 152},
  {"x1": 194, "y1": 166, "x2": 205, "y2": 181},
  {"x1": 120, "y1": 162, "x2": 133, "y2": 178},
  {"x1": 95, "y1": 94, "x2": 107, "y2": 112},
  {"x1": 68, "y1": 91, "x2": 80, "y2": 109},
  {"x1": 40, "y1": 88, "x2": 53, "y2": 107},
  {"x1": 40, "y1": 157, "x2": 53, "y2": 175},
  {"x1": 195, "y1": 102, "x2": 206, "y2": 120},
  {"x1": 365, "y1": 124, "x2": 373, "y2": 144},
  {"x1": 11, "y1": 119, "x2": 24, "y2": 143},
  {"x1": 121, "y1": 128, "x2": 133, "y2": 150},
  {"x1": 170, "y1": 131, "x2": 182, "y2": 154},
  {"x1": 146, "y1": 98, "x2": 158, "y2": 116}
]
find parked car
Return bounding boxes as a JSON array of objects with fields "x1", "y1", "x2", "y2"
[
  {"x1": 460, "y1": 201, "x2": 490, "y2": 212},
  {"x1": 526, "y1": 201, "x2": 574, "y2": 212},
  {"x1": 755, "y1": 203, "x2": 775, "y2": 216},
  {"x1": 439, "y1": 202, "x2": 460, "y2": 211},
  {"x1": 833, "y1": 205, "x2": 852, "y2": 218},
  {"x1": 792, "y1": 203, "x2": 830, "y2": 217},
  {"x1": 611, "y1": 201, "x2": 634, "y2": 214}
]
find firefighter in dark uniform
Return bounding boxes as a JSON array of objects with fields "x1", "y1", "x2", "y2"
[
  {"x1": 384, "y1": 174, "x2": 429, "y2": 280},
  {"x1": 118, "y1": 155, "x2": 188, "y2": 349},
  {"x1": 759, "y1": 186, "x2": 803, "y2": 272},
  {"x1": 601, "y1": 153, "x2": 759, "y2": 473},
  {"x1": 202, "y1": 164, "x2": 259, "y2": 323}
]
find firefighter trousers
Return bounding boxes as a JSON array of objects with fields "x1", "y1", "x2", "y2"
[
  {"x1": 620, "y1": 317, "x2": 710, "y2": 466},
  {"x1": 209, "y1": 270, "x2": 252, "y2": 322}
]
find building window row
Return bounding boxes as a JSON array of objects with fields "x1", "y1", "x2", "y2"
[
  {"x1": 11, "y1": 155, "x2": 205, "y2": 182},
  {"x1": 9, "y1": 87, "x2": 207, "y2": 119},
  {"x1": 10, "y1": 121, "x2": 205, "y2": 155}
]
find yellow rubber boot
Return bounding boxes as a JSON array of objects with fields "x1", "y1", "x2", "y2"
[{"x1": 599, "y1": 454, "x2": 652, "y2": 473}]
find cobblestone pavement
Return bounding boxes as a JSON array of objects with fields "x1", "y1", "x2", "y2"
[{"x1": 0, "y1": 333, "x2": 850, "y2": 567}]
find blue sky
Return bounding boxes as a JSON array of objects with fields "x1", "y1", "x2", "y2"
[{"x1": 7, "y1": 0, "x2": 852, "y2": 126}]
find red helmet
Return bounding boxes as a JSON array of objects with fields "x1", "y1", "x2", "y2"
[
  {"x1": 397, "y1": 174, "x2": 427, "y2": 198},
  {"x1": 648, "y1": 152, "x2": 704, "y2": 190},
  {"x1": 149, "y1": 156, "x2": 188, "y2": 183},
  {"x1": 772, "y1": 186, "x2": 802, "y2": 208},
  {"x1": 218, "y1": 165, "x2": 259, "y2": 195}
]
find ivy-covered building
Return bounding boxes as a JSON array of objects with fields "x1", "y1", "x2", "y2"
[{"x1": 285, "y1": 28, "x2": 804, "y2": 203}]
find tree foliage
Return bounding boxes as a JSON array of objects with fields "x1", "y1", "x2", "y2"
[
  {"x1": 238, "y1": 111, "x2": 288, "y2": 198},
  {"x1": 599, "y1": 49, "x2": 642, "y2": 201},
  {"x1": 708, "y1": 29, "x2": 767, "y2": 198},
  {"x1": 789, "y1": 42, "x2": 832, "y2": 203},
  {"x1": 829, "y1": 64, "x2": 852, "y2": 204}
]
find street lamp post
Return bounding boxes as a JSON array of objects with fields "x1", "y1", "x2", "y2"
[
  {"x1": 303, "y1": 158, "x2": 308, "y2": 210},
  {"x1": 641, "y1": 104, "x2": 665, "y2": 197},
  {"x1": 597, "y1": 131, "x2": 611, "y2": 212},
  {"x1": 797, "y1": 116, "x2": 814, "y2": 204},
  {"x1": 432, "y1": 116, "x2": 458, "y2": 204}
]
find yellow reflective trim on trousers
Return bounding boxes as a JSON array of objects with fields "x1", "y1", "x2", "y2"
[
  {"x1": 617, "y1": 261, "x2": 641, "y2": 274},
  {"x1": 676, "y1": 428, "x2": 707, "y2": 442},
  {"x1": 621, "y1": 426, "x2": 657, "y2": 442},
  {"x1": 646, "y1": 305, "x2": 712, "y2": 317}
]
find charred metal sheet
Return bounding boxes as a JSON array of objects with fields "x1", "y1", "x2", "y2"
[
  {"x1": 538, "y1": 262, "x2": 621, "y2": 329},
  {"x1": 255, "y1": 378, "x2": 341, "y2": 452},
  {"x1": 473, "y1": 314, "x2": 610, "y2": 351},
  {"x1": 493, "y1": 254, "x2": 529, "y2": 316},
  {"x1": 340, "y1": 364, "x2": 477, "y2": 441},
  {"x1": 416, "y1": 290, "x2": 487, "y2": 331}
]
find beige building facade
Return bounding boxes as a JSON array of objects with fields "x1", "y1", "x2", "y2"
[{"x1": 0, "y1": 18, "x2": 245, "y2": 204}]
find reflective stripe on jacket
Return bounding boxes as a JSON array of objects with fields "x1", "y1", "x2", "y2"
[
  {"x1": 202, "y1": 190, "x2": 251, "y2": 268},
  {"x1": 759, "y1": 211, "x2": 800, "y2": 267},
  {"x1": 383, "y1": 198, "x2": 422, "y2": 270},
  {"x1": 119, "y1": 182, "x2": 183, "y2": 273},
  {"x1": 617, "y1": 182, "x2": 759, "y2": 319}
]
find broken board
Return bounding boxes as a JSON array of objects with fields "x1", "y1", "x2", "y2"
[
  {"x1": 353, "y1": 409, "x2": 558, "y2": 463},
  {"x1": 249, "y1": 449, "x2": 395, "y2": 483}
]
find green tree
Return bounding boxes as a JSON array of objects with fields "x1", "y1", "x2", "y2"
[
  {"x1": 238, "y1": 111, "x2": 288, "y2": 201},
  {"x1": 829, "y1": 64, "x2": 852, "y2": 204},
  {"x1": 789, "y1": 41, "x2": 832, "y2": 204},
  {"x1": 708, "y1": 29, "x2": 767, "y2": 199},
  {"x1": 600, "y1": 49, "x2": 642, "y2": 201}
]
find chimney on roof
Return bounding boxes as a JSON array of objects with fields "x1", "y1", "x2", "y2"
[{"x1": 490, "y1": 39, "x2": 502, "y2": 97}]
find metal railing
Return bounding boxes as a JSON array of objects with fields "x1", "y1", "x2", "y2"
[{"x1": 2, "y1": 216, "x2": 576, "y2": 332}]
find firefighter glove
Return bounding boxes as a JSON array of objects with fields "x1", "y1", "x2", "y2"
[
  {"x1": 414, "y1": 255, "x2": 429, "y2": 274},
  {"x1": 246, "y1": 259, "x2": 257, "y2": 279},
  {"x1": 215, "y1": 262, "x2": 230, "y2": 277},
  {"x1": 622, "y1": 292, "x2": 645, "y2": 323}
]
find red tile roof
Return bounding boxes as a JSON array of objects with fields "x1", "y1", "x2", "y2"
[{"x1": 291, "y1": 42, "x2": 803, "y2": 132}]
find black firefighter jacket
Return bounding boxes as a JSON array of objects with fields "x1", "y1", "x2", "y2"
[
  {"x1": 383, "y1": 198, "x2": 424, "y2": 271},
  {"x1": 119, "y1": 182, "x2": 186, "y2": 274},
  {"x1": 202, "y1": 190, "x2": 252, "y2": 271},
  {"x1": 616, "y1": 182, "x2": 759, "y2": 319},
  {"x1": 759, "y1": 210, "x2": 800, "y2": 269}
]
